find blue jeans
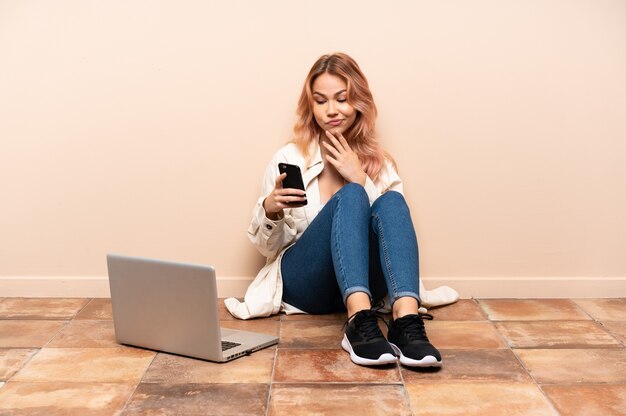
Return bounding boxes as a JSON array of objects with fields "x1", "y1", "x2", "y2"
[{"x1": 281, "y1": 183, "x2": 421, "y2": 314}]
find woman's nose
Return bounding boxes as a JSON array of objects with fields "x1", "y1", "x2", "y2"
[{"x1": 326, "y1": 101, "x2": 338, "y2": 116}]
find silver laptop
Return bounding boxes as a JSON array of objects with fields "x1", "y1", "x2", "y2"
[{"x1": 106, "y1": 254, "x2": 278, "y2": 362}]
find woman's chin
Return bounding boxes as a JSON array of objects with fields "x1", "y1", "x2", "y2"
[{"x1": 328, "y1": 126, "x2": 348, "y2": 136}]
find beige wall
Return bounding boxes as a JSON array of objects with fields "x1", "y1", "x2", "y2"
[{"x1": 1, "y1": 0, "x2": 625, "y2": 297}]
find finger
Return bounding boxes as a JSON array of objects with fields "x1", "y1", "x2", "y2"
[
  {"x1": 322, "y1": 141, "x2": 341, "y2": 159},
  {"x1": 284, "y1": 194, "x2": 307, "y2": 203},
  {"x1": 325, "y1": 130, "x2": 345, "y2": 152},
  {"x1": 280, "y1": 188, "x2": 306, "y2": 197},
  {"x1": 275, "y1": 172, "x2": 287, "y2": 188},
  {"x1": 324, "y1": 154, "x2": 340, "y2": 169},
  {"x1": 277, "y1": 186, "x2": 306, "y2": 195},
  {"x1": 328, "y1": 134, "x2": 345, "y2": 154},
  {"x1": 337, "y1": 132, "x2": 351, "y2": 151},
  {"x1": 277, "y1": 194, "x2": 307, "y2": 206},
  {"x1": 286, "y1": 202, "x2": 307, "y2": 208}
]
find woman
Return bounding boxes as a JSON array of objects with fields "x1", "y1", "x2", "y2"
[{"x1": 226, "y1": 52, "x2": 447, "y2": 367}]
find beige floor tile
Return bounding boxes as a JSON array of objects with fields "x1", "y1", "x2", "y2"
[
  {"x1": 220, "y1": 319, "x2": 280, "y2": 336},
  {"x1": 0, "y1": 382, "x2": 135, "y2": 416},
  {"x1": 278, "y1": 320, "x2": 344, "y2": 348},
  {"x1": 402, "y1": 349, "x2": 531, "y2": 384},
  {"x1": 406, "y1": 383, "x2": 559, "y2": 415},
  {"x1": 122, "y1": 383, "x2": 269, "y2": 415},
  {"x1": 270, "y1": 384, "x2": 412, "y2": 416},
  {"x1": 515, "y1": 348, "x2": 626, "y2": 384},
  {"x1": 575, "y1": 299, "x2": 626, "y2": 322},
  {"x1": 495, "y1": 320, "x2": 621, "y2": 348},
  {"x1": 0, "y1": 320, "x2": 67, "y2": 348},
  {"x1": 142, "y1": 348, "x2": 275, "y2": 384},
  {"x1": 0, "y1": 298, "x2": 90, "y2": 320},
  {"x1": 479, "y1": 299, "x2": 590, "y2": 321},
  {"x1": 428, "y1": 299, "x2": 487, "y2": 321},
  {"x1": 543, "y1": 384, "x2": 626, "y2": 416},
  {"x1": 426, "y1": 321, "x2": 508, "y2": 349},
  {"x1": 46, "y1": 320, "x2": 119, "y2": 348},
  {"x1": 273, "y1": 349, "x2": 401, "y2": 383},
  {"x1": 0, "y1": 349, "x2": 38, "y2": 380},
  {"x1": 12, "y1": 347, "x2": 155, "y2": 383},
  {"x1": 602, "y1": 321, "x2": 626, "y2": 345},
  {"x1": 74, "y1": 299, "x2": 113, "y2": 320}
]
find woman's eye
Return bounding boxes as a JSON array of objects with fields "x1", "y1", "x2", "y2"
[
  {"x1": 315, "y1": 100, "x2": 326, "y2": 105},
  {"x1": 337, "y1": 99, "x2": 346, "y2": 103}
]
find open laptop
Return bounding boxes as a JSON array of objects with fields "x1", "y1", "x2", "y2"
[{"x1": 106, "y1": 254, "x2": 278, "y2": 362}]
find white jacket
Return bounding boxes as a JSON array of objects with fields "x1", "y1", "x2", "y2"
[{"x1": 224, "y1": 141, "x2": 458, "y2": 319}]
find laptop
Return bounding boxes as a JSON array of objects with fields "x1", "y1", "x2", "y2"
[{"x1": 106, "y1": 254, "x2": 278, "y2": 362}]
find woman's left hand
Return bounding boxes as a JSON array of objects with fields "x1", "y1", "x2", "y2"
[{"x1": 322, "y1": 130, "x2": 367, "y2": 185}]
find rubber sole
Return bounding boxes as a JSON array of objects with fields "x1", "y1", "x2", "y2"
[
  {"x1": 341, "y1": 334, "x2": 398, "y2": 366},
  {"x1": 390, "y1": 343, "x2": 442, "y2": 367}
]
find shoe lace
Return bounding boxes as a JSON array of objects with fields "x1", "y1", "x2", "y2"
[
  {"x1": 397, "y1": 313, "x2": 433, "y2": 342},
  {"x1": 345, "y1": 304, "x2": 388, "y2": 342}
]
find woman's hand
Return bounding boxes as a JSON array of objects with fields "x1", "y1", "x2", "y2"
[
  {"x1": 263, "y1": 173, "x2": 307, "y2": 220},
  {"x1": 322, "y1": 130, "x2": 367, "y2": 185}
]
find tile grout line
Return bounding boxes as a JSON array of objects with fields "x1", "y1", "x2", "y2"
[
  {"x1": 86, "y1": 296, "x2": 155, "y2": 415},
  {"x1": 2, "y1": 350, "x2": 39, "y2": 387},
  {"x1": 73, "y1": 297, "x2": 94, "y2": 319},
  {"x1": 34, "y1": 297, "x2": 95, "y2": 352},
  {"x1": 478, "y1": 298, "x2": 563, "y2": 416},
  {"x1": 2, "y1": 296, "x2": 144, "y2": 416},
  {"x1": 40, "y1": 321, "x2": 73, "y2": 350},
  {"x1": 470, "y1": 302, "x2": 560, "y2": 408},
  {"x1": 118, "y1": 351, "x2": 158, "y2": 415},
  {"x1": 512, "y1": 352, "x2": 563, "y2": 416},
  {"x1": 573, "y1": 299, "x2": 626, "y2": 348},
  {"x1": 580, "y1": 299, "x2": 626, "y2": 348},
  {"x1": 493, "y1": 319, "x2": 624, "y2": 350},
  {"x1": 8, "y1": 298, "x2": 87, "y2": 381},
  {"x1": 600, "y1": 322, "x2": 626, "y2": 348},
  {"x1": 1, "y1": 298, "x2": 84, "y2": 387},
  {"x1": 275, "y1": 311, "x2": 415, "y2": 414},
  {"x1": 396, "y1": 362, "x2": 416, "y2": 416},
  {"x1": 265, "y1": 319, "x2": 282, "y2": 416}
]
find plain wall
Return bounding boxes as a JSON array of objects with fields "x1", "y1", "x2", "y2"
[{"x1": 1, "y1": 0, "x2": 625, "y2": 295}]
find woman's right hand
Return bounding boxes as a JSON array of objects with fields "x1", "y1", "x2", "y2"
[{"x1": 263, "y1": 173, "x2": 307, "y2": 220}]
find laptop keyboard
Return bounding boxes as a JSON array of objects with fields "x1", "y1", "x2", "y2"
[{"x1": 221, "y1": 340, "x2": 241, "y2": 351}]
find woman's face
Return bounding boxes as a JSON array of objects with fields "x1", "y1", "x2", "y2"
[{"x1": 311, "y1": 73, "x2": 357, "y2": 136}]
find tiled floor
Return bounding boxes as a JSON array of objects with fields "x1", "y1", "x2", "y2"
[{"x1": 0, "y1": 298, "x2": 625, "y2": 415}]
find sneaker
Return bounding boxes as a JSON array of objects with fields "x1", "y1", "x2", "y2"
[
  {"x1": 341, "y1": 309, "x2": 397, "y2": 366},
  {"x1": 387, "y1": 313, "x2": 442, "y2": 367}
]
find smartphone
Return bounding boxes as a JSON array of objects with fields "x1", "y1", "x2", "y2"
[{"x1": 278, "y1": 163, "x2": 307, "y2": 206}]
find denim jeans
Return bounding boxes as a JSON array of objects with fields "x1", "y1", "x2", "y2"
[{"x1": 281, "y1": 183, "x2": 421, "y2": 314}]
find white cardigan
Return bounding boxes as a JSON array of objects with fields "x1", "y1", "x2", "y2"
[{"x1": 225, "y1": 141, "x2": 458, "y2": 319}]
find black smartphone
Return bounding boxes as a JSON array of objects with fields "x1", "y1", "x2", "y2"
[{"x1": 278, "y1": 163, "x2": 307, "y2": 206}]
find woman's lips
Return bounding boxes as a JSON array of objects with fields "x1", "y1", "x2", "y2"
[{"x1": 328, "y1": 119, "x2": 343, "y2": 127}]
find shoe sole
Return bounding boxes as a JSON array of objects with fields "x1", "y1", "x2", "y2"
[
  {"x1": 390, "y1": 343, "x2": 442, "y2": 368},
  {"x1": 341, "y1": 334, "x2": 397, "y2": 366}
]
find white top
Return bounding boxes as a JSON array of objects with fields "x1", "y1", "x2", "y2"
[{"x1": 225, "y1": 141, "x2": 458, "y2": 319}]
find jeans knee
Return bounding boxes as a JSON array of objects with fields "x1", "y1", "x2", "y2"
[
  {"x1": 372, "y1": 190, "x2": 408, "y2": 216},
  {"x1": 337, "y1": 182, "x2": 368, "y2": 206}
]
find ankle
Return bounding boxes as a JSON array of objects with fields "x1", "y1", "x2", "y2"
[
  {"x1": 392, "y1": 297, "x2": 419, "y2": 320},
  {"x1": 346, "y1": 292, "x2": 372, "y2": 320}
]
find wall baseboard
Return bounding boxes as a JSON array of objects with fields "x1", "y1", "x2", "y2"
[
  {"x1": 1, "y1": 276, "x2": 625, "y2": 298},
  {"x1": 0, "y1": 276, "x2": 254, "y2": 298},
  {"x1": 424, "y1": 276, "x2": 626, "y2": 299}
]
